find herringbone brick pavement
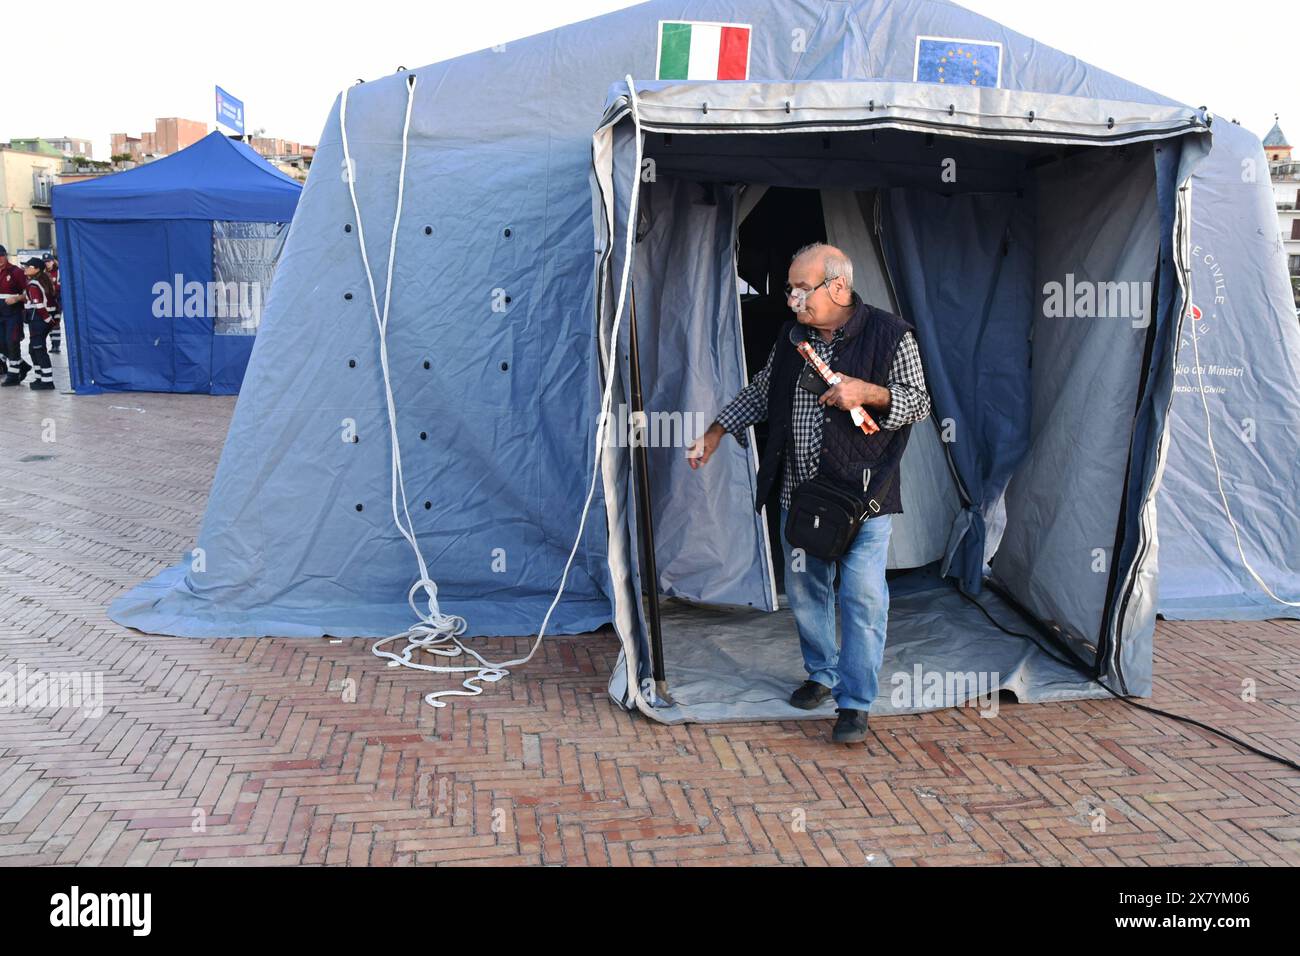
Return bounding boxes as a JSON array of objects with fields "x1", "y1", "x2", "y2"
[{"x1": 1, "y1": 386, "x2": 1297, "y2": 866}]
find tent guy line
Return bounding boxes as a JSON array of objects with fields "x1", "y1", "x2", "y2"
[{"x1": 353, "y1": 73, "x2": 648, "y2": 709}]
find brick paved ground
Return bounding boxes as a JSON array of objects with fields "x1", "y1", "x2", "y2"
[{"x1": 1, "y1": 383, "x2": 1298, "y2": 866}]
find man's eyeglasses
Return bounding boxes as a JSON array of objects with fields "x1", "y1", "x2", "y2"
[{"x1": 785, "y1": 278, "x2": 832, "y2": 311}]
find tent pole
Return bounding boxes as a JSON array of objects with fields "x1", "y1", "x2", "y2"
[{"x1": 628, "y1": 282, "x2": 673, "y2": 705}]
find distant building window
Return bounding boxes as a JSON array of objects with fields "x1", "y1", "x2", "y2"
[{"x1": 1290, "y1": 255, "x2": 1300, "y2": 276}]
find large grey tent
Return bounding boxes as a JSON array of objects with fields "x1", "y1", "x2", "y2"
[{"x1": 111, "y1": 0, "x2": 1300, "y2": 724}]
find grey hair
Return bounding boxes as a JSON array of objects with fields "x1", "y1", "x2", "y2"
[{"x1": 792, "y1": 242, "x2": 854, "y2": 291}]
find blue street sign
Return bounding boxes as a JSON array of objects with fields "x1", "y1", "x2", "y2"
[{"x1": 215, "y1": 86, "x2": 245, "y2": 134}]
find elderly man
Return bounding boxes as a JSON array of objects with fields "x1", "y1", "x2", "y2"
[{"x1": 688, "y1": 243, "x2": 931, "y2": 743}]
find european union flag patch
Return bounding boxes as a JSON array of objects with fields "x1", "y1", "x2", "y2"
[{"x1": 914, "y1": 37, "x2": 1002, "y2": 88}]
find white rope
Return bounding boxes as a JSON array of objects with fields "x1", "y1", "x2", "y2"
[
  {"x1": 341, "y1": 73, "x2": 650, "y2": 706},
  {"x1": 1186, "y1": 297, "x2": 1300, "y2": 609}
]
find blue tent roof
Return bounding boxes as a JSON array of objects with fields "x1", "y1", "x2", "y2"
[{"x1": 53, "y1": 131, "x2": 301, "y2": 222}]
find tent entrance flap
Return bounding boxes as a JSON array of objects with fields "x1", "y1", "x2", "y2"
[{"x1": 594, "y1": 79, "x2": 1207, "y2": 723}]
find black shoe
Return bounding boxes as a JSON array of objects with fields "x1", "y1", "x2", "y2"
[
  {"x1": 0, "y1": 374, "x2": 19, "y2": 387},
  {"x1": 789, "y1": 680, "x2": 833, "y2": 710},
  {"x1": 16, "y1": 360, "x2": 30, "y2": 383},
  {"x1": 832, "y1": 709, "x2": 870, "y2": 744},
  {"x1": 29, "y1": 380, "x2": 54, "y2": 391}
]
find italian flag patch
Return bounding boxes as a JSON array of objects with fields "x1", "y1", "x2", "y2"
[{"x1": 657, "y1": 21, "x2": 751, "y2": 81}]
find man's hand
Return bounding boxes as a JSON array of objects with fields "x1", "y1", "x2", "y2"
[
  {"x1": 819, "y1": 374, "x2": 891, "y2": 411},
  {"x1": 686, "y1": 422, "x2": 726, "y2": 470}
]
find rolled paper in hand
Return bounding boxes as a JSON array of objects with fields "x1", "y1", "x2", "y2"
[{"x1": 796, "y1": 340, "x2": 880, "y2": 435}]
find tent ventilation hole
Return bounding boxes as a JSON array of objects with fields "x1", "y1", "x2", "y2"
[
  {"x1": 348, "y1": 359, "x2": 356, "y2": 368},
  {"x1": 500, "y1": 361, "x2": 509, "y2": 371}
]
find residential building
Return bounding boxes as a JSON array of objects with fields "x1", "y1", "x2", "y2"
[
  {"x1": 44, "y1": 136, "x2": 94, "y2": 160},
  {"x1": 111, "y1": 117, "x2": 207, "y2": 160},
  {"x1": 0, "y1": 145, "x2": 62, "y2": 251}
]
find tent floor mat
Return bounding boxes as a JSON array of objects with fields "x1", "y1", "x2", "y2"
[{"x1": 637, "y1": 576, "x2": 1111, "y2": 725}]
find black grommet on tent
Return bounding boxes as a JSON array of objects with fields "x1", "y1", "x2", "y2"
[
  {"x1": 1028, "y1": 110, "x2": 1036, "y2": 123},
  {"x1": 948, "y1": 104, "x2": 955, "y2": 116},
  {"x1": 423, "y1": 359, "x2": 431, "y2": 369},
  {"x1": 785, "y1": 101, "x2": 791, "y2": 113},
  {"x1": 348, "y1": 359, "x2": 356, "y2": 368},
  {"x1": 504, "y1": 295, "x2": 512, "y2": 304},
  {"x1": 344, "y1": 292, "x2": 353, "y2": 301},
  {"x1": 500, "y1": 361, "x2": 509, "y2": 371},
  {"x1": 503, "y1": 227, "x2": 512, "y2": 238},
  {"x1": 424, "y1": 225, "x2": 433, "y2": 235},
  {"x1": 424, "y1": 501, "x2": 432, "y2": 510},
  {"x1": 355, "y1": 503, "x2": 364, "y2": 512},
  {"x1": 1107, "y1": 117, "x2": 1115, "y2": 129},
  {"x1": 420, "y1": 431, "x2": 427, "y2": 440},
  {"x1": 868, "y1": 99, "x2": 875, "y2": 111},
  {"x1": 702, "y1": 102, "x2": 708, "y2": 114}
]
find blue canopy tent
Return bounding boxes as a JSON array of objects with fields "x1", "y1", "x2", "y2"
[
  {"x1": 53, "y1": 131, "x2": 302, "y2": 394},
  {"x1": 108, "y1": 1, "x2": 1300, "y2": 725}
]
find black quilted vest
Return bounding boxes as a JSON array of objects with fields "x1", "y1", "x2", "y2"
[{"x1": 755, "y1": 298, "x2": 916, "y2": 517}]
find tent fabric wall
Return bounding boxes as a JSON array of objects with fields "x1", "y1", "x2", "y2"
[
  {"x1": 993, "y1": 148, "x2": 1161, "y2": 664},
  {"x1": 108, "y1": 1, "x2": 1297, "y2": 663},
  {"x1": 630, "y1": 178, "x2": 778, "y2": 611},
  {"x1": 880, "y1": 187, "x2": 1036, "y2": 594},
  {"x1": 53, "y1": 132, "x2": 301, "y2": 395},
  {"x1": 1157, "y1": 119, "x2": 1300, "y2": 620}
]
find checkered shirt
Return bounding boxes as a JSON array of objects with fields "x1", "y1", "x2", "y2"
[{"x1": 715, "y1": 325, "x2": 931, "y2": 510}]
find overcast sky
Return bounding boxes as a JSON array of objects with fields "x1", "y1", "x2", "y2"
[{"x1": 10, "y1": 0, "x2": 1296, "y2": 159}]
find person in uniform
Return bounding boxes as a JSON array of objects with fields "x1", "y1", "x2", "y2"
[
  {"x1": 43, "y1": 253, "x2": 62, "y2": 354},
  {"x1": 0, "y1": 246, "x2": 31, "y2": 386},
  {"x1": 21, "y1": 257, "x2": 56, "y2": 390}
]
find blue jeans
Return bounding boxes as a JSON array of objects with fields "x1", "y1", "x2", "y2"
[{"x1": 780, "y1": 508, "x2": 892, "y2": 712}]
